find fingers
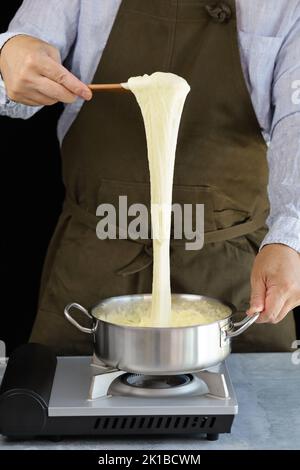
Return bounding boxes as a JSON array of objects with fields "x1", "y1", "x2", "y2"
[
  {"x1": 7, "y1": 89, "x2": 57, "y2": 106},
  {"x1": 39, "y1": 56, "x2": 92, "y2": 100},
  {"x1": 256, "y1": 286, "x2": 286, "y2": 324},
  {"x1": 0, "y1": 35, "x2": 92, "y2": 106},
  {"x1": 247, "y1": 245, "x2": 300, "y2": 325},
  {"x1": 36, "y1": 77, "x2": 77, "y2": 104},
  {"x1": 45, "y1": 42, "x2": 61, "y2": 63},
  {"x1": 247, "y1": 277, "x2": 265, "y2": 317},
  {"x1": 272, "y1": 296, "x2": 300, "y2": 324},
  {"x1": 273, "y1": 300, "x2": 293, "y2": 324}
]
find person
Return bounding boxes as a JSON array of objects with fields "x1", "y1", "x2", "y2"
[{"x1": 0, "y1": 0, "x2": 299, "y2": 355}]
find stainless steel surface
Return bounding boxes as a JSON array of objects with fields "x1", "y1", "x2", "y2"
[
  {"x1": 46, "y1": 357, "x2": 238, "y2": 417},
  {"x1": 64, "y1": 294, "x2": 258, "y2": 375}
]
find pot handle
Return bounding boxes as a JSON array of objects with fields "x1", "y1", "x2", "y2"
[
  {"x1": 64, "y1": 303, "x2": 96, "y2": 334},
  {"x1": 226, "y1": 312, "x2": 260, "y2": 339}
]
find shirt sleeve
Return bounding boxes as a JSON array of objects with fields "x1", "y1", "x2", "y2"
[
  {"x1": 0, "y1": 0, "x2": 80, "y2": 119},
  {"x1": 260, "y1": 5, "x2": 300, "y2": 253}
]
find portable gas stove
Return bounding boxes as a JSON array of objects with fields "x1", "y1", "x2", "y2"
[{"x1": 0, "y1": 344, "x2": 237, "y2": 441}]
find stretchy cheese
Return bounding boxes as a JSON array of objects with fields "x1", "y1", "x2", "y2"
[
  {"x1": 96, "y1": 72, "x2": 230, "y2": 327},
  {"x1": 127, "y1": 72, "x2": 190, "y2": 326}
]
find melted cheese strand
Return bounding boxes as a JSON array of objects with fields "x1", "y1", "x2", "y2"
[{"x1": 127, "y1": 72, "x2": 190, "y2": 326}]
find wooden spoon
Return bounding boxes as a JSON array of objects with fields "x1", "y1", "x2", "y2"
[{"x1": 88, "y1": 83, "x2": 130, "y2": 92}]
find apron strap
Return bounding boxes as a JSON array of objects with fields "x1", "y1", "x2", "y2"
[{"x1": 204, "y1": 213, "x2": 267, "y2": 243}]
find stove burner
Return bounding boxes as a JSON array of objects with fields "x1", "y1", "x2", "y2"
[
  {"x1": 123, "y1": 373, "x2": 193, "y2": 389},
  {"x1": 108, "y1": 372, "x2": 207, "y2": 398}
]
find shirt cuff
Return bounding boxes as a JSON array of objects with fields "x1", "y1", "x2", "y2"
[
  {"x1": 0, "y1": 32, "x2": 31, "y2": 106},
  {"x1": 260, "y1": 216, "x2": 300, "y2": 253},
  {"x1": 0, "y1": 82, "x2": 9, "y2": 105}
]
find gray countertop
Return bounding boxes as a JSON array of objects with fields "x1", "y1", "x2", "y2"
[{"x1": 0, "y1": 353, "x2": 299, "y2": 450}]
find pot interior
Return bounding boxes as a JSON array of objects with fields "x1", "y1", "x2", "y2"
[{"x1": 92, "y1": 293, "x2": 232, "y2": 329}]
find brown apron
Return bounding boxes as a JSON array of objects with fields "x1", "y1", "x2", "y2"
[{"x1": 30, "y1": 0, "x2": 296, "y2": 354}]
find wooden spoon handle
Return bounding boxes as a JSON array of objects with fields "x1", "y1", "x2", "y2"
[{"x1": 88, "y1": 83, "x2": 129, "y2": 92}]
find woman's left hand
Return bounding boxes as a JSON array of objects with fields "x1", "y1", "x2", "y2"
[{"x1": 247, "y1": 244, "x2": 300, "y2": 323}]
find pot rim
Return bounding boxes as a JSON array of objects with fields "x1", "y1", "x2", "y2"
[{"x1": 90, "y1": 293, "x2": 235, "y2": 331}]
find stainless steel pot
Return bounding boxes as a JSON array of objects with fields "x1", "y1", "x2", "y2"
[{"x1": 64, "y1": 294, "x2": 259, "y2": 375}]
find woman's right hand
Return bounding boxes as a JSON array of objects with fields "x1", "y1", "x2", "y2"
[{"x1": 0, "y1": 35, "x2": 92, "y2": 106}]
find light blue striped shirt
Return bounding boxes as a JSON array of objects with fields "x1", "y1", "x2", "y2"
[{"x1": 0, "y1": 0, "x2": 300, "y2": 252}]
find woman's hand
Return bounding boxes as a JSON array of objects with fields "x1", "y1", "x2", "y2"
[
  {"x1": 247, "y1": 244, "x2": 300, "y2": 323},
  {"x1": 0, "y1": 35, "x2": 92, "y2": 106}
]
